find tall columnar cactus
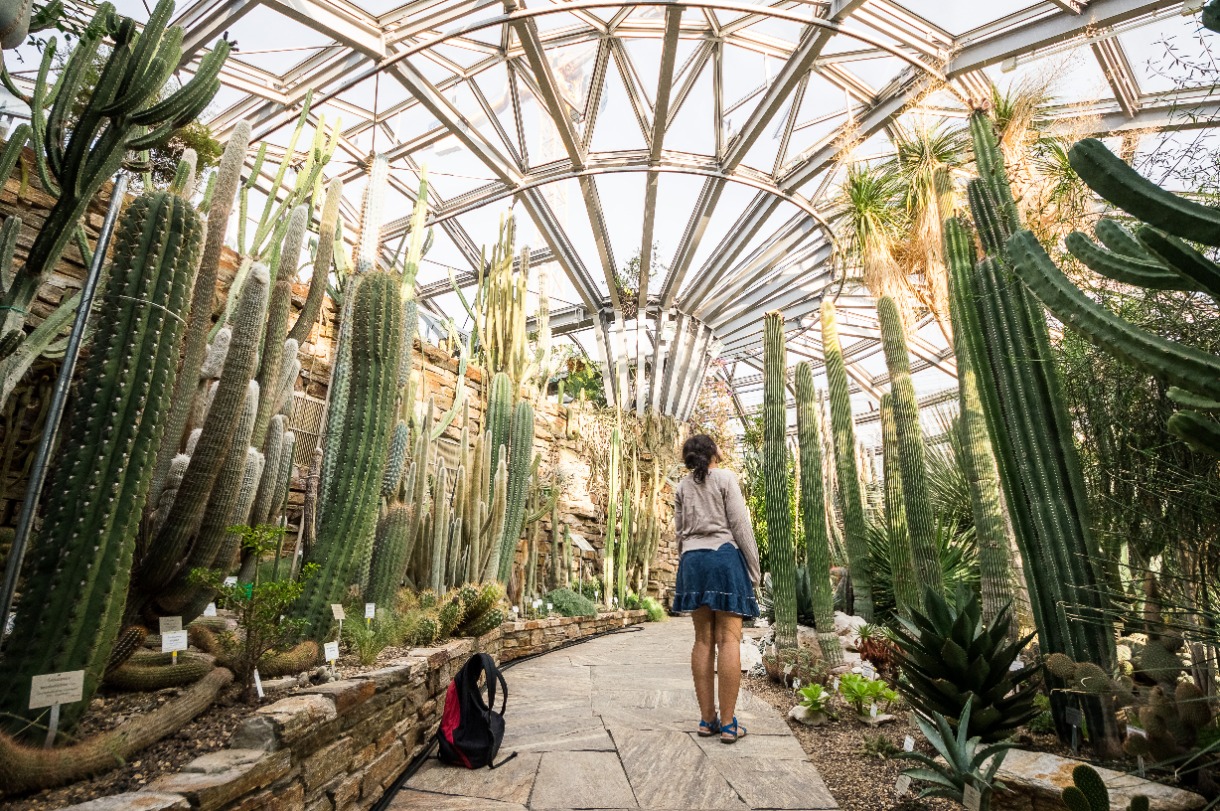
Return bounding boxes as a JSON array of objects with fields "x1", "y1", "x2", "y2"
[
  {"x1": 603, "y1": 422, "x2": 621, "y2": 606},
  {"x1": 288, "y1": 178, "x2": 343, "y2": 345},
  {"x1": 251, "y1": 414, "x2": 286, "y2": 525},
  {"x1": 763, "y1": 312, "x2": 798, "y2": 649},
  {"x1": 0, "y1": 0, "x2": 228, "y2": 362},
  {"x1": 1001, "y1": 137, "x2": 1220, "y2": 455},
  {"x1": 821, "y1": 300, "x2": 873, "y2": 620},
  {"x1": 151, "y1": 121, "x2": 251, "y2": 498},
  {"x1": 134, "y1": 264, "x2": 270, "y2": 601},
  {"x1": 296, "y1": 271, "x2": 402, "y2": 638},
  {"x1": 155, "y1": 380, "x2": 259, "y2": 618},
  {"x1": 485, "y1": 372, "x2": 513, "y2": 497},
  {"x1": 430, "y1": 465, "x2": 452, "y2": 593},
  {"x1": 496, "y1": 399, "x2": 535, "y2": 583},
  {"x1": 947, "y1": 283, "x2": 1014, "y2": 627},
  {"x1": 367, "y1": 506, "x2": 412, "y2": 607},
  {"x1": 880, "y1": 393, "x2": 919, "y2": 618},
  {"x1": 877, "y1": 296, "x2": 943, "y2": 596},
  {"x1": 794, "y1": 363, "x2": 840, "y2": 661},
  {"x1": 0, "y1": 188, "x2": 203, "y2": 736},
  {"x1": 945, "y1": 109, "x2": 1117, "y2": 751}
]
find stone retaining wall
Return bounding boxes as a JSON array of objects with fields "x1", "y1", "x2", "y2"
[{"x1": 59, "y1": 611, "x2": 648, "y2": 811}]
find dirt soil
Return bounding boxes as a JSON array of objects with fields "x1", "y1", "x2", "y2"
[{"x1": 743, "y1": 672, "x2": 958, "y2": 811}]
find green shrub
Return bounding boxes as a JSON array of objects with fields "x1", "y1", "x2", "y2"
[
  {"x1": 838, "y1": 673, "x2": 899, "y2": 716},
  {"x1": 545, "y1": 587, "x2": 598, "y2": 618},
  {"x1": 342, "y1": 609, "x2": 400, "y2": 665},
  {"x1": 640, "y1": 596, "x2": 666, "y2": 622}
]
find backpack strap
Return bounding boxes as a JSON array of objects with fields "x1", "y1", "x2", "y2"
[{"x1": 476, "y1": 653, "x2": 508, "y2": 716}]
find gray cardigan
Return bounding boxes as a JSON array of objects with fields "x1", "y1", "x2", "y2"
[{"x1": 673, "y1": 468, "x2": 762, "y2": 586}]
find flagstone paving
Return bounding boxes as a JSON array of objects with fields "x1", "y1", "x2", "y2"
[{"x1": 387, "y1": 617, "x2": 838, "y2": 811}]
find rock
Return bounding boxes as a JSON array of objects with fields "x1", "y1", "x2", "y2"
[
  {"x1": 57, "y1": 793, "x2": 189, "y2": 811},
  {"x1": 862, "y1": 713, "x2": 896, "y2": 726},
  {"x1": 787, "y1": 705, "x2": 829, "y2": 726},
  {"x1": 992, "y1": 749, "x2": 1206, "y2": 811},
  {"x1": 833, "y1": 612, "x2": 868, "y2": 650}
]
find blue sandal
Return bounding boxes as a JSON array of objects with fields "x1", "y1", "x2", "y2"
[
  {"x1": 698, "y1": 715, "x2": 721, "y2": 737},
  {"x1": 720, "y1": 717, "x2": 747, "y2": 744}
]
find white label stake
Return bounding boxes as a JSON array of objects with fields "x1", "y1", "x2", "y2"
[
  {"x1": 894, "y1": 774, "x2": 911, "y2": 796},
  {"x1": 324, "y1": 641, "x2": 340, "y2": 664},
  {"x1": 253, "y1": 668, "x2": 264, "y2": 699},
  {"x1": 203, "y1": 602, "x2": 217, "y2": 617},
  {"x1": 30, "y1": 671, "x2": 84, "y2": 748},
  {"x1": 158, "y1": 616, "x2": 183, "y2": 634},
  {"x1": 963, "y1": 783, "x2": 982, "y2": 811},
  {"x1": 903, "y1": 735, "x2": 915, "y2": 752},
  {"x1": 364, "y1": 603, "x2": 375, "y2": 624}
]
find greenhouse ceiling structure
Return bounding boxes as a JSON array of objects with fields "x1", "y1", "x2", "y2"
[{"x1": 44, "y1": 0, "x2": 1220, "y2": 438}]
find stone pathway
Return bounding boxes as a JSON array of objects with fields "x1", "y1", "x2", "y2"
[{"x1": 387, "y1": 617, "x2": 838, "y2": 811}]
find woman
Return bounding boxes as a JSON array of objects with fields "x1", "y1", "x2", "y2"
[{"x1": 672, "y1": 434, "x2": 761, "y2": 744}]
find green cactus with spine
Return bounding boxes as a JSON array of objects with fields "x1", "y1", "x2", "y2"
[
  {"x1": 821, "y1": 300, "x2": 873, "y2": 620},
  {"x1": 0, "y1": 0, "x2": 228, "y2": 363},
  {"x1": 457, "y1": 582, "x2": 505, "y2": 633},
  {"x1": 1062, "y1": 764, "x2": 1149, "y2": 811},
  {"x1": 430, "y1": 464, "x2": 452, "y2": 593},
  {"x1": 382, "y1": 421, "x2": 409, "y2": 498},
  {"x1": 103, "y1": 651, "x2": 214, "y2": 692},
  {"x1": 794, "y1": 362, "x2": 841, "y2": 661},
  {"x1": 762, "y1": 312, "x2": 798, "y2": 649},
  {"x1": 411, "y1": 613, "x2": 440, "y2": 646},
  {"x1": 0, "y1": 186, "x2": 203, "y2": 736},
  {"x1": 497, "y1": 399, "x2": 535, "y2": 583},
  {"x1": 877, "y1": 296, "x2": 943, "y2": 597},
  {"x1": 461, "y1": 607, "x2": 505, "y2": 638},
  {"x1": 947, "y1": 278, "x2": 1014, "y2": 630},
  {"x1": 485, "y1": 372, "x2": 513, "y2": 498},
  {"x1": 104, "y1": 625, "x2": 149, "y2": 675},
  {"x1": 437, "y1": 596, "x2": 465, "y2": 637},
  {"x1": 945, "y1": 109, "x2": 1118, "y2": 750},
  {"x1": 880, "y1": 393, "x2": 919, "y2": 619},
  {"x1": 999, "y1": 136, "x2": 1220, "y2": 454},
  {"x1": 288, "y1": 178, "x2": 342, "y2": 345},
  {"x1": 133, "y1": 263, "x2": 270, "y2": 607},
  {"x1": 296, "y1": 272, "x2": 403, "y2": 638},
  {"x1": 365, "y1": 506, "x2": 413, "y2": 607}
]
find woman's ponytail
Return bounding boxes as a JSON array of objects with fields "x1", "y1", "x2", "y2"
[{"x1": 682, "y1": 434, "x2": 720, "y2": 484}]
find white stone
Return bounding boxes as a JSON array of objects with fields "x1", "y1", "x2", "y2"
[
  {"x1": 788, "y1": 705, "x2": 829, "y2": 726},
  {"x1": 993, "y1": 749, "x2": 1205, "y2": 811}
]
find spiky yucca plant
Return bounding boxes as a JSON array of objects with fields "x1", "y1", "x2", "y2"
[{"x1": 892, "y1": 587, "x2": 1040, "y2": 742}]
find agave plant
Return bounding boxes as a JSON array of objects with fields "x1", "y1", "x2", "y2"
[
  {"x1": 898, "y1": 703, "x2": 1017, "y2": 811},
  {"x1": 892, "y1": 587, "x2": 1041, "y2": 742}
]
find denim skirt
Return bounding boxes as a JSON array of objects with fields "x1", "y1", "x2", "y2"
[{"x1": 673, "y1": 543, "x2": 760, "y2": 617}]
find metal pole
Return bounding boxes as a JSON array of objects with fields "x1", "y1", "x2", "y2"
[{"x1": 0, "y1": 170, "x2": 129, "y2": 640}]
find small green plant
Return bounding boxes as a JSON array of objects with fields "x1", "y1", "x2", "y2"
[
  {"x1": 1062, "y1": 764, "x2": 1149, "y2": 811},
  {"x1": 640, "y1": 596, "x2": 666, "y2": 622},
  {"x1": 189, "y1": 525, "x2": 319, "y2": 703},
  {"x1": 1027, "y1": 693, "x2": 1056, "y2": 735},
  {"x1": 898, "y1": 703, "x2": 1017, "y2": 811},
  {"x1": 342, "y1": 609, "x2": 399, "y2": 665},
  {"x1": 545, "y1": 587, "x2": 598, "y2": 618},
  {"x1": 798, "y1": 683, "x2": 833, "y2": 715},
  {"x1": 860, "y1": 732, "x2": 901, "y2": 759},
  {"x1": 838, "y1": 673, "x2": 899, "y2": 716}
]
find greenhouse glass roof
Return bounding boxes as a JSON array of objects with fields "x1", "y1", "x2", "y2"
[{"x1": 28, "y1": 1, "x2": 1220, "y2": 440}]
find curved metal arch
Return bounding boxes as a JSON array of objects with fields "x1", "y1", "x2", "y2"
[
  {"x1": 290, "y1": 0, "x2": 948, "y2": 143},
  {"x1": 383, "y1": 149, "x2": 835, "y2": 239}
]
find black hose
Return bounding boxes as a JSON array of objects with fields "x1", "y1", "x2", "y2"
[{"x1": 371, "y1": 622, "x2": 645, "y2": 811}]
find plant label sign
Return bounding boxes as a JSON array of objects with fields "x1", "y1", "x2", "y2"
[
  {"x1": 159, "y1": 616, "x2": 183, "y2": 634},
  {"x1": 546, "y1": 603, "x2": 553, "y2": 611},
  {"x1": 861, "y1": 663, "x2": 876, "y2": 679},
  {"x1": 203, "y1": 602, "x2": 217, "y2": 617},
  {"x1": 963, "y1": 784, "x2": 982, "y2": 811},
  {"x1": 832, "y1": 676, "x2": 840, "y2": 691},
  {"x1": 894, "y1": 775, "x2": 911, "y2": 797},
  {"x1": 223, "y1": 576, "x2": 238, "y2": 586},
  {"x1": 29, "y1": 670, "x2": 84, "y2": 710},
  {"x1": 331, "y1": 604, "x2": 346, "y2": 620},
  {"x1": 1065, "y1": 706, "x2": 1084, "y2": 728},
  {"x1": 364, "y1": 603, "x2": 375, "y2": 620},
  {"x1": 869, "y1": 702, "x2": 879, "y2": 719},
  {"x1": 253, "y1": 668, "x2": 264, "y2": 699},
  {"x1": 324, "y1": 641, "x2": 340, "y2": 663},
  {"x1": 903, "y1": 735, "x2": 915, "y2": 753},
  {"x1": 162, "y1": 630, "x2": 188, "y2": 653}
]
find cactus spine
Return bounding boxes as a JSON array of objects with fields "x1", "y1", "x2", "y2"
[
  {"x1": 497, "y1": 399, "x2": 535, "y2": 583},
  {"x1": 946, "y1": 110, "x2": 1117, "y2": 751},
  {"x1": 485, "y1": 372, "x2": 513, "y2": 497},
  {"x1": 296, "y1": 272, "x2": 403, "y2": 638},
  {"x1": 762, "y1": 312, "x2": 798, "y2": 649},
  {"x1": 794, "y1": 362, "x2": 841, "y2": 660},
  {"x1": 0, "y1": 188, "x2": 203, "y2": 735},
  {"x1": 877, "y1": 295, "x2": 943, "y2": 595},
  {"x1": 150, "y1": 121, "x2": 250, "y2": 499},
  {"x1": 948, "y1": 281, "x2": 1014, "y2": 628},
  {"x1": 821, "y1": 300, "x2": 873, "y2": 620},
  {"x1": 880, "y1": 393, "x2": 919, "y2": 618}
]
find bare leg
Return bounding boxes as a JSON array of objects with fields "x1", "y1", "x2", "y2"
[
  {"x1": 691, "y1": 606, "x2": 717, "y2": 724},
  {"x1": 715, "y1": 612, "x2": 743, "y2": 726}
]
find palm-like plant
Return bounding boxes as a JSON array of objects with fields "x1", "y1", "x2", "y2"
[
  {"x1": 899, "y1": 702, "x2": 1018, "y2": 811},
  {"x1": 891, "y1": 121, "x2": 969, "y2": 332},
  {"x1": 837, "y1": 162, "x2": 915, "y2": 328},
  {"x1": 892, "y1": 588, "x2": 1040, "y2": 742}
]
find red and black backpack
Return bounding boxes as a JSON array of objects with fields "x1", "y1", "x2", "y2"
[{"x1": 437, "y1": 653, "x2": 516, "y2": 769}]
